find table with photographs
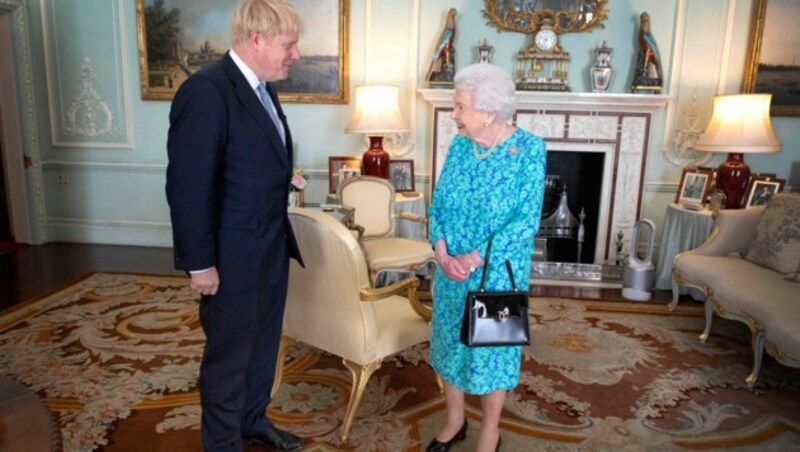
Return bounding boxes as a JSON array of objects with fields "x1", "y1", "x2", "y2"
[{"x1": 654, "y1": 203, "x2": 715, "y2": 298}]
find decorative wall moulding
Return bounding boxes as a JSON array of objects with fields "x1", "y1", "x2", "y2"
[{"x1": 41, "y1": 0, "x2": 133, "y2": 148}]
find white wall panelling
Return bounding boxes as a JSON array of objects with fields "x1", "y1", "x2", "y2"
[{"x1": 40, "y1": 0, "x2": 133, "y2": 148}]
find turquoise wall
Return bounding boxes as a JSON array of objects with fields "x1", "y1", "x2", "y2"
[{"x1": 3, "y1": 0, "x2": 798, "y2": 248}]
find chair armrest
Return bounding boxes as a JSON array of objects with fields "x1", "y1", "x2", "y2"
[
  {"x1": 338, "y1": 204, "x2": 364, "y2": 242},
  {"x1": 395, "y1": 212, "x2": 429, "y2": 238},
  {"x1": 359, "y1": 277, "x2": 431, "y2": 322},
  {"x1": 396, "y1": 211, "x2": 427, "y2": 224},
  {"x1": 685, "y1": 207, "x2": 764, "y2": 257}
]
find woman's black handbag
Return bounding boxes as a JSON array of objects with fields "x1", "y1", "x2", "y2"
[{"x1": 460, "y1": 240, "x2": 531, "y2": 347}]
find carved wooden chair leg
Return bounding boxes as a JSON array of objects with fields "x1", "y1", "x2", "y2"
[
  {"x1": 340, "y1": 359, "x2": 382, "y2": 441},
  {"x1": 271, "y1": 335, "x2": 296, "y2": 397}
]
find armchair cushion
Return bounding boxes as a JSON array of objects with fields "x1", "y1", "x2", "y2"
[
  {"x1": 362, "y1": 238, "x2": 435, "y2": 274},
  {"x1": 745, "y1": 193, "x2": 800, "y2": 277}
]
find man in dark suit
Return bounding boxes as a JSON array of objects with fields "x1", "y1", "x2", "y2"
[{"x1": 165, "y1": 1, "x2": 303, "y2": 450}]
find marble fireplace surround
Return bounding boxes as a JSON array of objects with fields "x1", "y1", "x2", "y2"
[{"x1": 419, "y1": 89, "x2": 671, "y2": 265}]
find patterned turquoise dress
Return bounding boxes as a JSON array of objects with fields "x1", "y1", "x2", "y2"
[{"x1": 428, "y1": 128, "x2": 546, "y2": 395}]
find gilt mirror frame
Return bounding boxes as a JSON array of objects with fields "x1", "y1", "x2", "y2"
[{"x1": 482, "y1": 0, "x2": 609, "y2": 35}]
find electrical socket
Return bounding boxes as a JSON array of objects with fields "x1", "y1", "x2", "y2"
[{"x1": 55, "y1": 173, "x2": 70, "y2": 188}]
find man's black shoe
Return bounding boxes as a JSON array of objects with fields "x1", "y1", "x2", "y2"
[{"x1": 243, "y1": 425, "x2": 303, "y2": 451}]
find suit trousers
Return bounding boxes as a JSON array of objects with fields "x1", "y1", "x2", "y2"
[{"x1": 198, "y1": 258, "x2": 290, "y2": 451}]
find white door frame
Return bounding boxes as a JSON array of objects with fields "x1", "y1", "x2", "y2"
[{"x1": 0, "y1": 0, "x2": 46, "y2": 244}]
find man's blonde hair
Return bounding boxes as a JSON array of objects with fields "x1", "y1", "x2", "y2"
[{"x1": 231, "y1": 0, "x2": 300, "y2": 46}]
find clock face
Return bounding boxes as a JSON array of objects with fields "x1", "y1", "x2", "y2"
[{"x1": 535, "y1": 29, "x2": 557, "y2": 52}]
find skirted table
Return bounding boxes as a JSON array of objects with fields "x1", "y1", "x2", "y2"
[{"x1": 654, "y1": 203, "x2": 715, "y2": 297}]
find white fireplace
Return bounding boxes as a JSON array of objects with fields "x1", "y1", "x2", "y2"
[{"x1": 419, "y1": 89, "x2": 671, "y2": 264}]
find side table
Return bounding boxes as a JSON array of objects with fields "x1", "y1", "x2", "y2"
[{"x1": 654, "y1": 203, "x2": 715, "y2": 297}]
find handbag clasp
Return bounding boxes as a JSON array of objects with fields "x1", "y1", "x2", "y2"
[{"x1": 496, "y1": 307, "x2": 510, "y2": 321}]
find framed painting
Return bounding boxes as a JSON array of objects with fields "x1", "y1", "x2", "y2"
[
  {"x1": 135, "y1": 0, "x2": 349, "y2": 104},
  {"x1": 743, "y1": 176, "x2": 785, "y2": 208},
  {"x1": 742, "y1": 0, "x2": 800, "y2": 116},
  {"x1": 675, "y1": 167, "x2": 712, "y2": 207},
  {"x1": 388, "y1": 160, "x2": 415, "y2": 192},
  {"x1": 328, "y1": 156, "x2": 361, "y2": 194}
]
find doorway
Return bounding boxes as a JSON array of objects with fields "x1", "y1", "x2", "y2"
[{"x1": 0, "y1": 138, "x2": 11, "y2": 243}]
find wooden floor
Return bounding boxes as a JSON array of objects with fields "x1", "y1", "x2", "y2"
[{"x1": 0, "y1": 243, "x2": 679, "y2": 312}]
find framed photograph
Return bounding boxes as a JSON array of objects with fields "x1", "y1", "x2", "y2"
[
  {"x1": 742, "y1": 0, "x2": 800, "y2": 116},
  {"x1": 743, "y1": 177, "x2": 785, "y2": 208},
  {"x1": 675, "y1": 167, "x2": 713, "y2": 206},
  {"x1": 388, "y1": 160, "x2": 415, "y2": 192},
  {"x1": 328, "y1": 156, "x2": 361, "y2": 194},
  {"x1": 135, "y1": 0, "x2": 349, "y2": 104}
]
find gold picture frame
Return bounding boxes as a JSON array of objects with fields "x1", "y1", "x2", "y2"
[
  {"x1": 328, "y1": 156, "x2": 361, "y2": 194},
  {"x1": 135, "y1": 0, "x2": 349, "y2": 104},
  {"x1": 482, "y1": 0, "x2": 609, "y2": 34},
  {"x1": 743, "y1": 176, "x2": 785, "y2": 208},
  {"x1": 388, "y1": 160, "x2": 415, "y2": 193},
  {"x1": 675, "y1": 167, "x2": 713, "y2": 207},
  {"x1": 742, "y1": 0, "x2": 800, "y2": 116}
]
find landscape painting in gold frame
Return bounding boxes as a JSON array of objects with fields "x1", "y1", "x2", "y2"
[
  {"x1": 742, "y1": 0, "x2": 800, "y2": 116},
  {"x1": 136, "y1": 0, "x2": 348, "y2": 104}
]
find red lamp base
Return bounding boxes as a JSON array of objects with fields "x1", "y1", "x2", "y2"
[
  {"x1": 716, "y1": 153, "x2": 750, "y2": 209},
  {"x1": 361, "y1": 136, "x2": 390, "y2": 179}
]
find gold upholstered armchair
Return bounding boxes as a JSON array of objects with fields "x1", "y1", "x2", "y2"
[
  {"x1": 274, "y1": 208, "x2": 432, "y2": 440},
  {"x1": 336, "y1": 176, "x2": 436, "y2": 286}
]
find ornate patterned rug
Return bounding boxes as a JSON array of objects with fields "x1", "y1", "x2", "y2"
[{"x1": 1, "y1": 273, "x2": 798, "y2": 451}]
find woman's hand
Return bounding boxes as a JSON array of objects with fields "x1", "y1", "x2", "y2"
[
  {"x1": 456, "y1": 250, "x2": 484, "y2": 274},
  {"x1": 438, "y1": 254, "x2": 470, "y2": 282},
  {"x1": 434, "y1": 239, "x2": 469, "y2": 282},
  {"x1": 434, "y1": 240, "x2": 485, "y2": 282}
]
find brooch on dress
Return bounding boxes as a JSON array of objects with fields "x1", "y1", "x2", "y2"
[{"x1": 508, "y1": 145, "x2": 519, "y2": 156}]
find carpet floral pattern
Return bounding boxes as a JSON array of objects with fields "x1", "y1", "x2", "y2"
[{"x1": 0, "y1": 273, "x2": 798, "y2": 451}]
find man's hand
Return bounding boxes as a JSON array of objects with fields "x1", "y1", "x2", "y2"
[{"x1": 190, "y1": 267, "x2": 220, "y2": 296}]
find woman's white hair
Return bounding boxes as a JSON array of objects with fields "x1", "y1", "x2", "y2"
[{"x1": 453, "y1": 63, "x2": 517, "y2": 123}]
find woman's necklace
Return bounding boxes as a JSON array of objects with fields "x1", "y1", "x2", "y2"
[{"x1": 472, "y1": 124, "x2": 505, "y2": 160}]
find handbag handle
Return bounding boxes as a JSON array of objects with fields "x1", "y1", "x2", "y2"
[{"x1": 477, "y1": 239, "x2": 519, "y2": 293}]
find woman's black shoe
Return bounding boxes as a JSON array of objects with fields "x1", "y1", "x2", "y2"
[
  {"x1": 425, "y1": 419, "x2": 468, "y2": 452},
  {"x1": 496, "y1": 435, "x2": 502, "y2": 451}
]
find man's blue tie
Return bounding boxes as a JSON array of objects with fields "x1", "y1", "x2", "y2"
[{"x1": 256, "y1": 83, "x2": 286, "y2": 146}]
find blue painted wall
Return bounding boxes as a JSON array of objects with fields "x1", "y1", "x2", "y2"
[{"x1": 3, "y1": 0, "x2": 797, "y2": 248}]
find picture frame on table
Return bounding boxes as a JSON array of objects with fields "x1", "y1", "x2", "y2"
[
  {"x1": 135, "y1": 0, "x2": 349, "y2": 104},
  {"x1": 388, "y1": 160, "x2": 415, "y2": 192},
  {"x1": 742, "y1": 0, "x2": 800, "y2": 116},
  {"x1": 675, "y1": 167, "x2": 713, "y2": 208},
  {"x1": 743, "y1": 177, "x2": 785, "y2": 208},
  {"x1": 328, "y1": 156, "x2": 361, "y2": 194}
]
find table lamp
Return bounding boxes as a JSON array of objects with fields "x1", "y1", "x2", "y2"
[
  {"x1": 345, "y1": 85, "x2": 409, "y2": 179},
  {"x1": 693, "y1": 94, "x2": 782, "y2": 208}
]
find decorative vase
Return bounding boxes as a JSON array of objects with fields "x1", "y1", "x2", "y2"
[
  {"x1": 590, "y1": 41, "x2": 613, "y2": 93},
  {"x1": 288, "y1": 190, "x2": 304, "y2": 208}
]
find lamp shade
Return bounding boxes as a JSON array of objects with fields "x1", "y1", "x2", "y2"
[
  {"x1": 345, "y1": 85, "x2": 409, "y2": 179},
  {"x1": 694, "y1": 94, "x2": 781, "y2": 153},
  {"x1": 693, "y1": 94, "x2": 782, "y2": 208},
  {"x1": 345, "y1": 85, "x2": 409, "y2": 134}
]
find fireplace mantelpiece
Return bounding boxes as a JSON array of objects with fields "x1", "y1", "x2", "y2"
[{"x1": 419, "y1": 89, "x2": 671, "y2": 263}]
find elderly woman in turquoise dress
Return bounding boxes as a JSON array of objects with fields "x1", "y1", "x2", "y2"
[{"x1": 426, "y1": 63, "x2": 546, "y2": 452}]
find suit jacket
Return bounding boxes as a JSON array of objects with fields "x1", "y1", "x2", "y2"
[{"x1": 166, "y1": 52, "x2": 303, "y2": 292}]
